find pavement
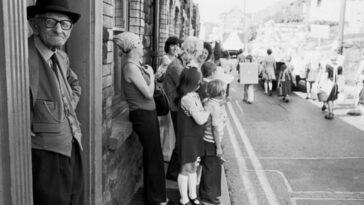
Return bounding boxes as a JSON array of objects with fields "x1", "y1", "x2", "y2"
[
  {"x1": 129, "y1": 163, "x2": 231, "y2": 205},
  {"x1": 223, "y1": 79, "x2": 364, "y2": 205}
]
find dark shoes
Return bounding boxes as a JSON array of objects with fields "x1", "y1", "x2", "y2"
[
  {"x1": 325, "y1": 112, "x2": 334, "y2": 120},
  {"x1": 200, "y1": 198, "x2": 221, "y2": 205},
  {"x1": 321, "y1": 105, "x2": 327, "y2": 111},
  {"x1": 189, "y1": 198, "x2": 204, "y2": 205}
]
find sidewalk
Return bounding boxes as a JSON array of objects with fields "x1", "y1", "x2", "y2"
[
  {"x1": 129, "y1": 164, "x2": 231, "y2": 205},
  {"x1": 294, "y1": 82, "x2": 364, "y2": 131}
]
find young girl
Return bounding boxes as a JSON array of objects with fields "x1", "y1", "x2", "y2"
[
  {"x1": 278, "y1": 63, "x2": 296, "y2": 102},
  {"x1": 199, "y1": 79, "x2": 227, "y2": 205},
  {"x1": 176, "y1": 67, "x2": 210, "y2": 205}
]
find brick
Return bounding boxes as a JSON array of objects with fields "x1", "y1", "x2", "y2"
[
  {"x1": 103, "y1": 16, "x2": 114, "y2": 28},
  {"x1": 130, "y1": 2, "x2": 141, "y2": 10},
  {"x1": 129, "y1": 17, "x2": 140, "y2": 26},
  {"x1": 103, "y1": 0, "x2": 113, "y2": 5},
  {"x1": 106, "y1": 41, "x2": 113, "y2": 52},
  {"x1": 106, "y1": 96, "x2": 113, "y2": 108},
  {"x1": 103, "y1": 74, "x2": 113, "y2": 88},
  {"x1": 129, "y1": 10, "x2": 140, "y2": 18},
  {"x1": 103, "y1": 64, "x2": 112, "y2": 76},
  {"x1": 105, "y1": 52, "x2": 113, "y2": 64},
  {"x1": 103, "y1": 3, "x2": 114, "y2": 17},
  {"x1": 129, "y1": 25, "x2": 140, "y2": 33},
  {"x1": 103, "y1": 85, "x2": 114, "y2": 97}
]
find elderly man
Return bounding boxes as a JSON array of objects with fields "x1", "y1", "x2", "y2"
[{"x1": 27, "y1": 0, "x2": 83, "y2": 204}]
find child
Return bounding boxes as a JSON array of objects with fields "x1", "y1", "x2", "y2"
[
  {"x1": 199, "y1": 79, "x2": 227, "y2": 205},
  {"x1": 198, "y1": 61, "x2": 217, "y2": 100},
  {"x1": 277, "y1": 63, "x2": 296, "y2": 102},
  {"x1": 176, "y1": 67, "x2": 210, "y2": 205}
]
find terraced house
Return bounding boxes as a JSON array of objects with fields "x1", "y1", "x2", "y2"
[{"x1": 0, "y1": 0, "x2": 200, "y2": 204}]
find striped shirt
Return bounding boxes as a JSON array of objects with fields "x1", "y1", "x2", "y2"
[{"x1": 203, "y1": 98, "x2": 227, "y2": 143}]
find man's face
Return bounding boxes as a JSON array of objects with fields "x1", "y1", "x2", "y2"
[{"x1": 32, "y1": 12, "x2": 73, "y2": 50}]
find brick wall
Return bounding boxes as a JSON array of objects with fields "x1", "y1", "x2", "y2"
[
  {"x1": 101, "y1": 0, "x2": 201, "y2": 204},
  {"x1": 102, "y1": 0, "x2": 143, "y2": 205}
]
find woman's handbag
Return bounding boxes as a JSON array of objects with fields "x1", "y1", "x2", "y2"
[{"x1": 154, "y1": 83, "x2": 169, "y2": 116}]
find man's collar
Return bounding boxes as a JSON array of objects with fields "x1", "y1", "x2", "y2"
[{"x1": 33, "y1": 36, "x2": 56, "y2": 62}]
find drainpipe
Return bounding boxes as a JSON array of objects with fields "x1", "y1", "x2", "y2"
[{"x1": 153, "y1": 0, "x2": 160, "y2": 70}]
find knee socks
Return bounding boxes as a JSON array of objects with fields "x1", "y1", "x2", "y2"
[
  {"x1": 178, "y1": 174, "x2": 189, "y2": 204},
  {"x1": 188, "y1": 172, "x2": 197, "y2": 199}
]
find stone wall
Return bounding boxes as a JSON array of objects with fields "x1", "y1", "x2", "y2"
[{"x1": 101, "y1": 0, "x2": 200, "y2": 204}]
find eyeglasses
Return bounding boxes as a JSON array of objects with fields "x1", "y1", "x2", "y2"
[{"x1": 36, "y1": 17, "x2": 73, "y2": 30}]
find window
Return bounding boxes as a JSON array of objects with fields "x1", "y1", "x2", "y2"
[{"x1": 113, "y1": 0, "x2": 129, "y2": 112}]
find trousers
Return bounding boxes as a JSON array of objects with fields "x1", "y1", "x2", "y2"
[
  {"x1": 130, "y1": 109, "x2": 166, "y2": 204},
  {"x1": 32, "y1": 140, "x2": 84, "y2": 205}
]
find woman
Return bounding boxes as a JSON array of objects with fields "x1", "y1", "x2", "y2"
[
  {"x1": 157, "y1": 36, "x2": 180, "y2": 162},
  {"x1": 263, "y1": 49, "x2": 276, "y2": 96},
  {"x1": 198, "y1": 42, "x2": 213, "y2": 64},
  {"x1": 113, "y1": 32, "x2": 167, "y2": 205},
  {"x1": 156, "y1": 36, "x2": 180, "y2": 82}
]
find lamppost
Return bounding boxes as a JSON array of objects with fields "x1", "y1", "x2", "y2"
[
  {"x1": 337, "y1": 0, "x2": 347, "y2": 55},
  {"x1": 243, "y1": 0, "x2": 248, "y2": 53}
]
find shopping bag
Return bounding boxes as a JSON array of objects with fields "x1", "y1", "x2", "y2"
[{"x1": 158, "y1": 113, "x2": 176, "y2": 162}]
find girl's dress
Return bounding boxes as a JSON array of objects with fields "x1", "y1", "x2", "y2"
[
  {"x1": 176, "y1": 92, "x2": 209, "y2": 164},
  {"x1": 279, "y1": 69, "x2": 294, "y2": 96},
  {"x1": 263, "y1": 55, "x2": 276, "y2": 80}
]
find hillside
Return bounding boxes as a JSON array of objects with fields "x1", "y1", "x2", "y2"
[{"x1": 252, "y1": 0, "x2": 306, "y2": 24}]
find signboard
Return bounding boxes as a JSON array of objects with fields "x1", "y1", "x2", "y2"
[
  {"x1": 239, "y1": 63, "x2": 259, "y2": 84},
  {"x1": 310, "y1": 24, "x2": 330, "y2": 39}
]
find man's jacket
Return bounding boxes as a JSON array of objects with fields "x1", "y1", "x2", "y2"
[{"x1": 29, "y1": 36, "x2": 82, "y2": 157}]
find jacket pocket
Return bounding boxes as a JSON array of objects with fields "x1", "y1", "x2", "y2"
[
  {"x1": 33, "y1": 99, "x2": 65, "y2": 123},
  {"x1": 32, "y1": 122, "x2": 62, "y2": 133}
]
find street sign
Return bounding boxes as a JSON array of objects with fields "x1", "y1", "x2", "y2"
[
  {"x1": 239, "y1": 63, "x2": 259, "y2": 84},
  {"x1": 310, "y1": 24, "x2": 330, "y2": 39}
]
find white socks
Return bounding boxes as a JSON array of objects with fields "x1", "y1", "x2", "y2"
[
  {"x1": 178, "y1": 174, "x2": 189, "y2": 204},
  {"x1": 268, "y1": 82, "x2": 272, "y2": 91},
  {"x1": 188, "y1": 172, "x2": 197, "y2": 199}
]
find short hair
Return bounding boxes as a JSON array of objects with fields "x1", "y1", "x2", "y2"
[
  {"x1": 181, "y1": 36, "x2": 203, "y2": 56},
  {"x1": 207, "y1": 79, "x2": 225, "y2": 98},
  {"x1": 177, "y1": 67, "x2": 202, "y2": 97},
  {"x1": 201, "y1": 61, "x2": 217, "y2": 78},
  {"x1": 164, "y1": 36, "x2": 180, "y2": 53},
  {"x1": 203, "y1": 42, "x2": 212, "y2": 61},
  {"x1": 337, "y1": 66, "x2": 343, "y2": 75},
  {"x1": 326, "y1": 64, "x2": 334, "y2": 78},
  {"x1": 267, "y1": 49, "x2": 272, "y2": 55},
  {"x1": 222, "y1": 50, "x2": 230, "y2": 58},
  {"x1": 245, "y1": 54, "x2": 253, "y2": 62}
]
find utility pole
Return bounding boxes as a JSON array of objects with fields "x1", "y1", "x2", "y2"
[
  {"x1": 338, "y1": 0, "x2": 347, "y2": 55},
  {"x1": 243, "y1": 0, "x2": 248, "y2": 53}
]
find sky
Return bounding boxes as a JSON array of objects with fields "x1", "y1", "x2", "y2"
[{"x1": 193, "y1": 0, "x2": 292, "y2": 22}]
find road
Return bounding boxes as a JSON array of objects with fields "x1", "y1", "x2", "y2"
[{"x1": 223, "y1": 81, "x2": 364, "y2": 205}]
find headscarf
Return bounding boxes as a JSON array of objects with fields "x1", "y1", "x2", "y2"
[{"x1": 113, "y1": 32, "x2": 140, "y2": 53}]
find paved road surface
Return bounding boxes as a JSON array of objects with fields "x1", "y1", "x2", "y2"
[{"x1": 223, "y1": 81, "x2": 364, "y2": 205}]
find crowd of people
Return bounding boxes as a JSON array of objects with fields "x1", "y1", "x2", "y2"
[
  {"x1": 115, "y1": 31, "x2": 364, "y2": 204},
  {"x1": 24, "y1": 0, "x2": 364, "y2": 204}
]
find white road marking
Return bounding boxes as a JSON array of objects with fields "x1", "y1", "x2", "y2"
[
  {"x1": 227, "y1": 102, "x2": 280, "y2": 205},
  {"x1": 251, "y1": 157, "x2": 364, "y2": 160},
  {"x1": 225, "y1": 116, "x2": 259, "y2": 205}
]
